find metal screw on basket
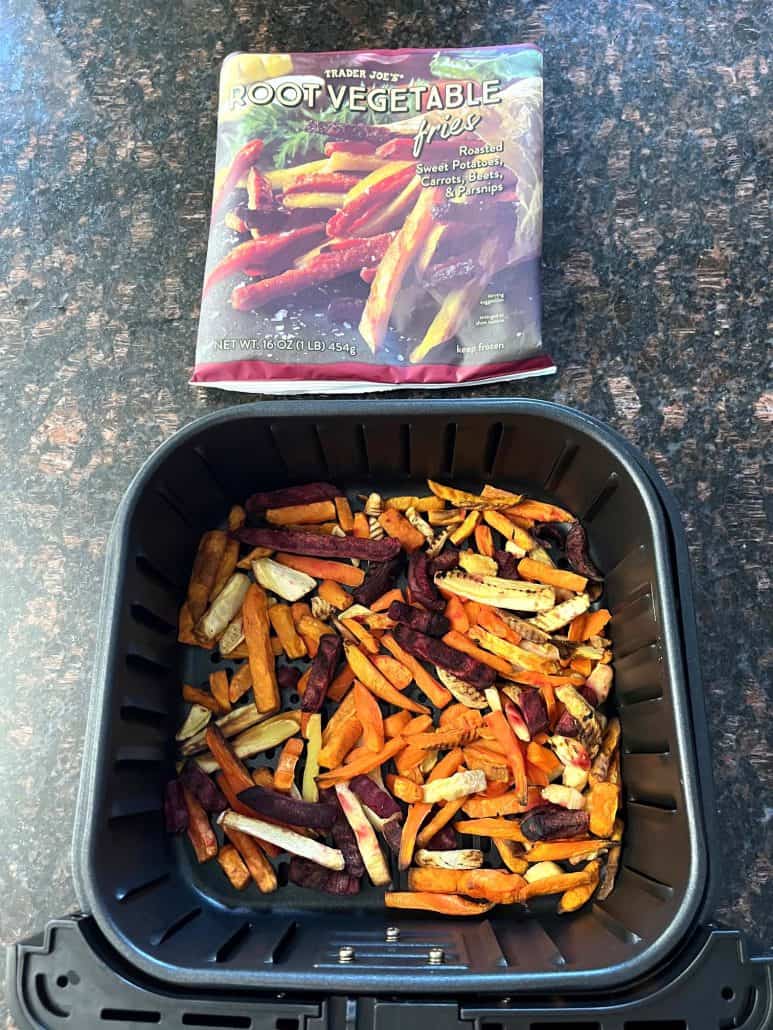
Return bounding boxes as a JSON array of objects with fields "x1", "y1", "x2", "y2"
[
  {"x1": 428, "y1": 946, "x2": 445, "y2": 965},
  {"x1": 385, "y1": 926, "x2": 401, "y2": 943},
  {"x1": 338, "y1": 945, "x2": 355, "y2": 964}
]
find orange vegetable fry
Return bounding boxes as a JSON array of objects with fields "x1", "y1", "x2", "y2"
[
  {"x1": 570, "y1": 657, "x2": 592, "y2": 678},
  {"x1": 482, "y1": 780, "x2": 511, "y2": 799},
  {"x1": 406, "y1": 725, "x2": 479, "y2": 750},
  {"x1": 242, "y1": 584, "x2": 279, "y2": 713},
  {"x1": 505, "y1": 500, "x2": 575, "y2": 523},
  {"x1": 327, "y1": 665, "x2": 355, "y2": 702},
  {"x1": 209, "y1": 670, "x2": 232, "y2": 714},
  {"x1": 222, "y1": 824, "x2": 278, "y2": 892},
  {"x1": 354, "y1": 680, "x2": 385, "y2": 752},
  {"x1": 217, "y1": 842, "x2": 251, "y2": 890},
  {"x1": 519, "y1": 869, "x2": 595, "y2": 901},
  {"x1": 463, "y1": 601, "x2": 481, "y2": 626},
  {"x1": 484, "y1": 710, "x2": 528, "y2": 804},
  {"x1": 474, "y1": 524, "x2": 494, "y2": 557},
  {"x1": 371, "y1": 587, "x2": 405, "y2": 612},
  {"x1": 211, "y1": 539, "x2": 240, "y2": 601},
  {"x1": 378, "y1": 508, "x2": 425, "y2": 552},
  {"x1": 321, "y1": 689, "x2": 357, "y2": 738},
  {"x1": 364, "y1": 612, "x2": 394, "y2": 631},
  {"x1": 454, "y1": 817, "x2": 527, "y2": 842},
  {"x1": 276, "y1": 552, "x2": 365, "y2": 587},
  {"x1": 461, "y1": 789, "x2": 537, "y2": 819},
  {"x1": 384, "y1": 892, "x2": 493, "y2": 916},
  {"x1": 415, "y1": 797, "x2": 467, "y2": 848},
  {"x1": 384, "y1": 710, "x2": 412, "y2": 737},
  {"x1": 517, "y1": 558, "x2": 588, "y2": 593},
  {"x1": 352, "y1": 512, "x2": 370, "y2": 538},
  {"x1": 581, "y1": 609, "x2": 612, "y2": 641},
  {"x1": 344, "y1": 641, "x2": 429, "y2": 714},
  {"x1": 439, "y1": 704, "x2": 484, "y2": 730},
  {"x1": 482, "y1": 509, "x2": 536, "y2": 551},
  {"x1": 182, "y1": 786, "x2": 218, "y2": 862},
  {"x1": 526, "y1": 741, "x2": 563, "y2": 780},
  {"x1": 290, "y1": 602, "x2": 312, "y2": 624},
  {"x1": 228, "y1": 663, "x2": 252, "y2": 704},
  {"x1": 526, "y1": 763, "x2": 550, "y2": 787},
  {"x1": 372, "y1": 653, "x2": 412, "y2": 690},
  {"x1": 403, "y1": 714, "x2": 434, "y2": 736},
  {"x1": 568, "y1": 614, "x2": 587, "y2": 642},
  {"x1": 525, "y1": 840, "x2": 608, "y2": 863},
  {"x1": 449, "y1": 509, "x2": 480, "y2": 545},
  {"x1": 441, "y1": 630, "x2": 514, "y2": 677},
  {"x1": 182, "y1": 684, "x2": 223, "y2": 714},
  {"x1": 295, "y1": 668, "x2": 311, "y2": 699},
  {"x1": 205, "y1": 724, "x2": 254, "y2": 794},
  {"x1": 407, "y1": 866, "x2": 462, "y2": 893},
  {"x1": 179, "y1": 602, "x2": 212, "y2": 647},
  {"x1": 589, "y1": 781, "x2": 619, "y2": 838},
  {"x1": 393, "y1": 745, "x2": 427, "y2": 775},
  {"x1": 215, "y1": 773, "x2": 281, "y2": 857},
  {"x1": 341, "y1": 617, "x2": 380, "y2": 654},
  {"x1": 296, "y1": 613, "x2": 335, "y2": 657},
  {"x1": 389, "y1": 774, "x2": 423, "y2": 803},
  {"x1": 274, "y1": 736, "x2": 304, "y2": 791},
  {"x1": 270, "y1": 636, "x2": 283, "y2": 657},
  {"x1": 398, "y1": 749, "x2": 464, "y2": 869},
  {"x1": 381, "y1": 633, "x2": 451, "y2": 708},
  {"x1": 318, "y1": 578, "x2": 352, "y2": 610},
  {"x1": 318, "y1": 717, "x2": 362, "y2": 769},
  {"x1": 187, "y1": 530, "x2": 228, "y2": 622},
  {"x1": 474, "y1": 606, "x2": 521, "y2": 643},
  {"x1": 266, "y1": 501, "x2": 337, "y2": 525},
  {"x1": 334, "y1": 495, "x2": 354, "y2": 532},
  {"x1": 463, "y1": 745, "x2": 510, "y2": 783},
  {"x1": 494, "y1": 839, "x2": 529, "y2": 874},
  {"x1": 236, "y1": 545, "x2": 273, "y2": 569},
  {"x1": 268, "y1": 603, "x2": 307, "y2": 659},
  {"x1": 542, "y1": 683, "x2": 557, "y2": 724},
  {"x1": 316, "y1": 735, "x2": 407, "y2": 785},
  {"x1": 444, "y1": 595, "x2": 469, "y2": 633},
  {"x1": 252, "y1": 767, "x2": 274, "y2": 788},
  {"x1": 457, "y1": 868, "x2": 526, "y2": 903}
]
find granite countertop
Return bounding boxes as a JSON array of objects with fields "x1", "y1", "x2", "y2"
[{"x1": 0, "y1": 0, "x2": 770, "y2": 1018}]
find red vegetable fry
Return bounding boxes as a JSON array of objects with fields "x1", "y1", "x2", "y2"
[
  {"x1": 324, "y1": 140, "x2": 377, "y2": 156},
  {"x1": 284, "y1": 172, "x2": 360, "y2": 195},
  {"x1": 203, "y1": 223, "x2": 325, "y2": 295},
  {"x1": 349, "y1": 774, "x2": 402, "y2": 820},
  {"x1": 211, "y1": 138, "x2": 264, "y2": 217},
  {"x1": 352, "y1": 557, "x2": 403, "y2": 607},
  {"x1": 327, "y1": 164, "x2": 416, "y2": 237},
  {"x1": 407, "y1": 551, "x2": 445, "y2": 611},
  {"x1": 233, "y1": 526, "x2": 401, "y2": 562}
]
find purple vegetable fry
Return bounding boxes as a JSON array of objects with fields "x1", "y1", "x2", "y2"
[
  {"x1": 234, "y1": 527, "x2": 401, "y2": 562},
  {"x1": 381, "y1": 816, "x2": 404, "y2": 854},
  {"x1": 349, "y1": 774, "x2": 402, "y2": 820},
  {"x1": 393, "y1": 624, "x2": 496, "y2": 689},
  {"x1": 179, "y1": 763, "x2": 228, "y2": 814},
  {"x1": 424, "y1": 824, "x2": 457, "y2": 851},
  {"x1": 520, "y1": 803, "x2": 590, "y2": 842},
  {"x1": 427, "y1": 548, "x2": 459, "y2": 576},
  {"x1": 407, "y1": 552, "x2": 445, "y2": 612},
  {"x1": 532, "y1": 522, "x2": 568, "y2": 550},
  {"x1": 387, "y1": 600, "x2": 450, "y2": 638},
  {"x1": 510, "y1": 687, "x2": 549, "y2": 736},
  {"x1": 321, "y1": 788, "x2": 366, "y2": 877},
  {"x1": 246, "y1": 482, "x2": 340, "y2": 515},
  {"x1": 554, "y1": 710, "x2": 580, "y2": 737},
  {"x1": 288, "y1": 856, "x2": 362, "y2": 895},
  {"x1": 565, "y1": 522, "x2": 604, "y2": 582},
  {"x1": 164, "y1": 780, "x2": 189, "y2": 833},
  {"x1": 301, "y1": 633, "x2": 343, "y2": 714},
  {"x1": 494, "y1": 550, "x2": 520, "y2": 579},
  {"x1": 352, "y1": 556, "x2": 403, "y2": 607},
  {"x1": 237, "y1": 785, "x2": 338, "y2": 830},
  {"x1": 277, "y1": 665, "x2": 302, "y2": 692}
]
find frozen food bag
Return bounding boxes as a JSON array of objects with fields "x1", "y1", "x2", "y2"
[{"x1": 192, "y1": 45, "x2": 553, "y2": 392}]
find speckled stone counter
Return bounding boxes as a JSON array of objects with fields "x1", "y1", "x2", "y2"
[{"x1": 0, "y1": 0, "x2": 770, "y2": 1018}]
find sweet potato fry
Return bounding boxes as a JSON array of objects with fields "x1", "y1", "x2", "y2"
[
  {"x1": 377, "y1": 508, "x2": 425, "y2": 552},
  {"x1": 352, "y1": 512, "x2": 369, "y2": 538},
  {"x1": 441, "y1": 630, "x2": 514, "y2": 677},
  {"x1": 371, "y1": 587, "x2": 404, "y2": 612},
  {"x1": 525, "y1": 839, "x2": 609, "y2": 864},
  {"x1": 588, "y1": 780, "x2": 618, "y2": 838},
  {"x1": 333, "y1": 495, "x2": 354, "y2": 532},
  {"x1": 211, "y1": 539, "x2": 240, "y2": 601},
  {"x1": 242, "y1": 584, "x2": 279, "y2": 713},
  {"x1": 405, "y1": 725, "x2": 479, "y2": 751},
  {"x1": 485, "y1": 710, "x2": 528, "y2": 803},
  {"x1": 558, "y1": 860, "x2": 601, "y2": 913},
  {"x1": 208, "y1": 671, "x2": 232, "y2": 715},
  {"x1": 449, "y1": 510, "x2": 480, "y2": 545},
  {"x1": 327, "y1": 664, "x2": 355, "y2": 703},
  {"x1": 407, "y1": 867, "x2": 462, "y2": 893},
  {"x1": 381, "y1": 633, "x2": 451, "y2": 709},
  {"x1": 296, "y1": 613, "x2": 336, "y2": 657},
  {"x1": 517, "y1": 558, "x2": 588, "y2": 594},
  {"x1": 494, "y1": 839, "x2": 529, "y2": 874},
  {"x1": 482, "y1": 509, "x2": 535, "y2": 552},
  {"x1": 384, "y1": 892, "x2": 494, "y2": 916},
  {"x1": 388, "y1": 775, "x2": 423, "y2": 803},
  {"x1": 236, "y1": 546, "x2": 273, "y2": 569},
  {"x1": 474, "y1": 524, "x2": 494, "y2": 557},
  {"x1": 415, "y1": 797, "x2": 467, "y2": 849},
  {"x1": 371, "y1": 653, "x2": 412, "y2": 690},
  {"x1": 397, "y1": 749, "x2": 463, "y2": 870},
  {"x1": 385, "y1": 495, "x2": 446, "y2": 513},
  {"x1": 268, "y1": 603, "x2": 307, "y2": 659},
  {"x1": 454, "y1": 817, "x2": 527, "y2": 842},
  {"x1": 526, "y1": 741, "x2": 563, "y2": 781},
  {"x1": 187, "y1": 531, "x2": 228, "y2": 623},
  {"x1": 182, "y1": 683, "x2": 224, "y2": 714},
  {"x1": 318, "y1": 579, "x2": 352, "y2": 611},
  {"x1": 318, "y1": 717, "x2": 362, "y2": 769},
  {"x1": 222, "y1": 825, "x2": 278, "y2": 893},
  {"x1": 205, "y1": 724, "x2": 253, "y2": 795},
  {"x1": 341, "y1": 617, "x2": 380, "y2": 654},
  {"x1": 217, "y1": 843, "x2": 250, "y2": 890},
  {"x1": 354, "y1": 680, "x2": 385, "y2": 752},
  {"x1": 519, "y1": 868, "x2": 595, "y2": 901},
  {"x1": 461, "y1": 789, "x2": 537, "y2": 819},
  {"x1": 276, "y1": 552, "x2": 365, "y2": 587},
  {"x1": 384, "y1": 710, "x2": 412, "y2": 738},
  {"x1": 274, "y1": 736, "x2": 304, "y2": 792},
  {"x1": 344, "y1": 641, "x2": 429, "y2": 714},
  {"x1": 182, "y1": 786, "x2": 218, "y2": 863},
  {"x1": 444, "y1": 596, "x2": 469, "y2": 633},
  {"x1": 316, "y1": 735, "x2": 407, "y2": 786}
]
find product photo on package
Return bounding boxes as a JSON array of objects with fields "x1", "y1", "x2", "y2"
[{"x1": 192, "y1": 45, "x2": 553, "y2": 392}]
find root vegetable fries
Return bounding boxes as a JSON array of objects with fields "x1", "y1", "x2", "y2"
[
  {"x1": 352, "y1": 512, "x2": 370, "y2": 538},
  {"x1": 344, "y1": 641, "x2": 430, "y2": 714},
  {"x1": 266, "y1": 501, "x2": 337, "y2": 525},
  {"x1": 274, "y1": 737, "x2": 304, "y2": 792},
  {"x1": 237, "y1": 546, "x2": 273, "y2": 569},
  {"x1": 526, "y1": 741, "x2": 563, "y2": 781},
  {"x1": 507, "y1": 500, "x2": 575, "y2": 523},
  {"x1": 187, "y1": 531, "x2": 228, "y2": 622},
  {"x1": 558, "y1": 860, "x2": 601, "y2": 913},
  {"x1": 222, "y1": 826, "x2": 278, "y2": 893},
  {"x1": 407, "y1": 867, "x2": 462, "y2": 893},
  {"x1": 296, "y1": 613, "x2": 335, "y2": 656},
  {"x1": 276, "y1": 552, "x2": 365, "y2": 587},
  {"x1": 371, "y1": 587, "x2": 404, "y2": 612},
  {"x1": 384, "y1": 712, "x2": 412, "y2": 739},
  {"x1": 211, "y1": 138, "x2": 264, "y2": 217},
  {"x1": 482, "y1": 509, "x2": 536, "y2": 552},
  {"x1": 454, "y1": 817, "x2": 527, "y2": 843},
  {"x1": 334, "y1": 783, "x2": 391, "y2": 886},
  {"x1": 211, "y1": 539, "x2": 240, "y2": 601},
  {"x1": 209, "y1": 671, "x2": 232, "y2": 714},
  {"x1": 415, "y1": 797, "x2": 467, "y2": 848},
  {"x1": 282, "y1": 191, "x2": 349, "y2": 209},
  {"x1": 570, "y1": 608, "x2": 611, "y2": 642},
  {"x1": 242, "y1": 584, "x2": 279, "y2": 713},
  {"x1": 264, "y1": 158, "x2": 328, "y2": 190},
  {"x1": 461, "y1": 789, "x2": 537, "y2": 819},
  {"x1": 474, "y1": 606, "x2": 521, "y2": 643},
  {"x1": 359, "y1": 186, "x2": 442, "y2": 352},
  {"x1": 353, "y1": 177, "x2": 422, "y2": 235},
  {"x1": 220, "y1": 811, "x2": 345, "y2": 871},
  {"x1": 317, "y1": 736, "x2": 407, "y2": 786},
  {"x1": 389, "y1": 775, "x2": 423, "y2": 803},
  {"x1": 354, "y1": 681, "x2": 385, "y2": 752},
  {"x1": 318, "y1": 579, "x2": 353, "y2": 611},
  {"x1": 449, "y1": 510, "x2": 480, "y2": 546},
  {"x1": 182, "y1": 786, "x2": 218, "y2": 863},
  {"x1": 215, "y1": 773, "x2": 281, "y2": 856},
  {"x1": 268, "y1": 603, "x2": 307, "y2": 659},
  {"x1": 444, "y1": 596, "x2": 469, "y2": 633},
  {"x1": 386, "y1": 495, "x2": 446, "y2": 513},
  {"x1": 398, "y1": 748, "x2": 463, "y2": 870},
  {"x1": 588, "y1": 780, "x2": 619, "y2": 838},
  {"x1": 341, "y1": 618, "x2": 380, "y2": 654},
  {"x1": 517, "y1": 558, "x2": 588, "y2": 593},
  {"x1": 531, "y1": 593, "x2": 591, "y2": 633},
  {"x1": 385, "y1": 892, "x2": 493, "y2": 916},
  {"x1": 302, "y1": 714, "x2": 322, "y2": 803},
  {"x1": 495, "y1": 839, "x2": 529, "y2": 874},
  {"x1": 519, "y1": 868, "x2": 596, "y2": 901},
  {"x1": 405, "y1": 725, "x2": 479, "y2": 751},
  {"x1": 468, "y1": 626, "x2": 556, "y2": 673},
  {"x1": 325, "y1": 152, "x2": 390, "y2": 173},
  {"x1": 484, "y1": 710, "x2": 528, "y2": 804},
  {"x1": 334, "y1": 495, "x2": 354, "y2": 532},
  {"x1": 203, "y1": 224, "x2": 326, "y2": 294},
  {"x1": 183, "y1": 684, "x2": 224, "y2": 714},
  {"x1": 205, "y1": 724, "x2": 253, "y2": 794},
  {"x1": 422, "y1": 768, "x2": 486, "y2": 804},
  {"x1": 474, "y1": 524, "x2": 494, "y2": 557},
  {"x1": 381, "y1": 633, "x2": 452, "y2": 709},
  {"x1": 318, "y1": 718, "x2": 362, "y2": 769},
  {"x1": 415, "y1": 848, "x2": 483, "y2": 870},
  {"x1": 217, "y1": 843, "x2": 251, "y2": 890},
  {"x1": 441, "y1": 631, "x2": 514, "y2": 677},
  {"x1": 377, "y1": 509, "x2": 425, "y2": 552},
  {"x1": 372, "y1": 654, "x2": 412, "y2": 690},
  {"x1": 327, "y1": 664, "x2": 355, "y2": 703}
]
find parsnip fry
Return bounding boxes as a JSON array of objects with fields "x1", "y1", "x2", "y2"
[{"x1": 220, "y1": 810, "x2": 344, "y2": 870}]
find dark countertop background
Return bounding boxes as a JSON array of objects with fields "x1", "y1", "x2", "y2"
[{"x1": 0, "y1": 0, "x2": 770, "y2": 1019}]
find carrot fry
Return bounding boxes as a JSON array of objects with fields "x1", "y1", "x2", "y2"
[
  {"x1": 494, "y1": 839, "x2": 529, "y2": 874},
  {"x1": 581, "y1": 609, "x2": 612, "y2": 641},
  {"x1": 474, "y1": 524, "x2": 494, "y2": 557},
  {"x1": 517, "y1": 558, "x2": 588, "y2": 593},
  {"x1": 268, "y1": 603, "x2": 307, "y2": 659},
  {"x1": 454, "y1": 817, "x2": 527, "y2": 843},
  {"x1": 405, "y1": 725, "x2": 479, "y2": 750},
  {"x1": 354, "y1": 680, "x2": 385, "y2": 752},
  {"x1": 352, "y1": 512, "x2": 370, "y2": 538},
  {"x1": 217, "y1": 842, "x2": 251, "y2": 890},
  {"x1": 407, "y1": 867, "x2": 462, "y2": 893},
  {"x1": 371, "y1": 587, "x2": 405, "y2": 612},
  {"x1": 344, "y1": 641, "x2": 429, "y2": 714},
  {"x1": 266, "y1": 501, "x2": 337, "y2": 525},
  {"x1": 327, "y1": 664, "x2": 355, "y2": 702},
  {"x1": 377, "y1": 509, "x2": 425, "y2": 552},
  {"x1": 317, "y1": 735, "x2": 407, "y2": 786},
  {"x1": 222, "y1": 825, "x2": 278, "y2": 893},
  {"x1": 461, "y1": 789, "x2": 537, "y2": 819},
  {"x1": 475, "y1": 606, "x2": 521, "y2": 643},
  {"x1": 372, "y1": 653, "x2": 413, "y2": 690},
  {"x1": 205, "y1": 724, "x2": 254, "y2": 795},
  {"x1": 384, "y1": 710, "x2": 412, "y2": 737},
  {"x1": 274, "y1": 736, "x2": 304, "y2": 792},
  {"x1": 526, "y1": 741, "x2": 563, "y2": 781},
  {"x1": 505, "y1": 500, "x2": 575, "y2": 523},
  {"x1": 439, "y1": 705, "x2": 484, "y2": 730},
  {"x1": 209, "y1": 670, "x2": 232, "y2": 714},
  {"x1": 393, "y1": 745, "x2": 427, "y2": 775},
  {"x1": 276, "y1": 552, "x2": 364, "y2": 587},
  {"x1": 570, "y1": 657, "x2": 592, "y2": 678},
  {"x1": 381, "y1": 633, "x2": 451, "y2": 709},
  {"x1": 444, "y1": 596, "x2": 469, "y2": 633},
  {"x1": 519, "y1": 869, "x2": 595, "y2": 901},
  {"x1": 384, "y1": 891, "x2": 493, "y2": 916},
  {"x1": 341, "y1": 617, "x2": 380, "y2": 654},
  {"x1": 242, "y1": 584, "x2": 279, "y2": 713},
  {"x1": 416, "y1": 797, "x2": 467, "y2": 848},
  {"x1": 484, "y1": 710, "x2": 528, "y2": 804},
  {"x1": 183, "y1": 684, "x2": 224, "y2": 715},
  {"x1": 318, "y1": 579, "x2": 352, "y2": 611},
  {"x1": 182, "y1": 786, "x2": 218, "y2": 862}
]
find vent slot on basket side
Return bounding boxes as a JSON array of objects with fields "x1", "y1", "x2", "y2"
[
  {"x1": 182, "y1": 1015, "x2": 252, "y2": 1028},
  {"x1": 101, "y1": 1009, "x2": 161, "y2": 1024}
]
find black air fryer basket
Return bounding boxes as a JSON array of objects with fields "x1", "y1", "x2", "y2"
[{"x1": 7, "y1": 400, "x2": 772, "y2": 1029}]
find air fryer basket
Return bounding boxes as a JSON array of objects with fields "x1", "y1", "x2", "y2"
[{"x1": 73, "y1": 400, "x2": 710, "y2": 994}]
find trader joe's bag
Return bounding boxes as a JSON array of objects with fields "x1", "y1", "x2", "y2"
[{"x1": 192, "y1": 45, "x2": 552, "y2": 392}]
